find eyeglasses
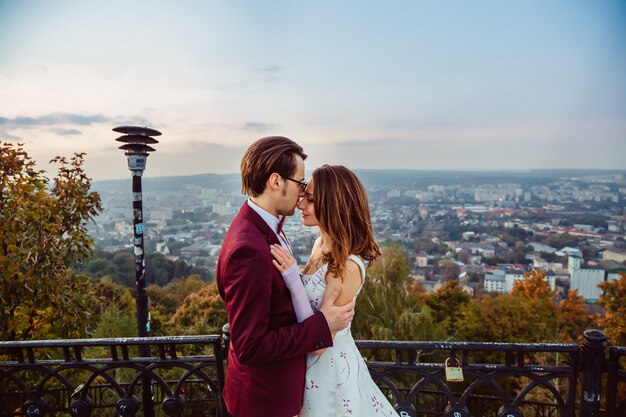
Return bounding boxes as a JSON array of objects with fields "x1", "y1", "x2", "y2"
[{"x1": 284, "y1": 177, "x2": 308, "y2": 192}]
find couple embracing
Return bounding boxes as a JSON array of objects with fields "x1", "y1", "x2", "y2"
[{"x1": 216, "y1": 136, "x2": 399, "y2": 417}]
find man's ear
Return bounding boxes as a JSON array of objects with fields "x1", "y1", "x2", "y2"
[{"x1": 267, "y1": 172, "x2": 282, "y2": 192}]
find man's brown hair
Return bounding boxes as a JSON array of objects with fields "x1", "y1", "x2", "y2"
[{"x1": 240, "y1": 136, "x2": 307, "y2": 197}]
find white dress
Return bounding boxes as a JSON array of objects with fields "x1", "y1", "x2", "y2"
[{"x1": 299, "y1": 255, "x2": 400, "y2": 417}]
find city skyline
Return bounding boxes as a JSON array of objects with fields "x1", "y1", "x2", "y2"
[{"x1": 1, "y1": 0, "x2": 625, "y2": 180}]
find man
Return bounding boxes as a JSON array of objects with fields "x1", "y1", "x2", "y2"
[{"x1": 217, "y1": 136, "x2": 355, "y2": 417}]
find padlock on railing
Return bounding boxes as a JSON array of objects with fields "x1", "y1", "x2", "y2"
[
  {"x1": 69, "y1": 396, "x2": 95, "y2": 417},
  {"x1": 23, "y1": 398, "x2": 47, "y2": 417},
  {"x1": 116, "y1": 395, "x2": 140, "y2": 417},
  {"x1": 444, "y1": 357, "x2": 464, "y2": 382},
  {"x1": 395, "y1": 402, "x2": 417, "y2": 417},
  {"x1": 162, "y1": 394, "x2": 186, "y2": 417},
  {"x1": 444, "y1": 403, "x2": 470, "y2": 417}
]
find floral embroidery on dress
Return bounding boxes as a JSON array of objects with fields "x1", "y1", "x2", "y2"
[
  {"x1": 305, "y1": 379, "x2": 319, "y2": 390},
  {"x1": 299, "y1": 258, "x2": 399, "y2": 417},
  {"x1": 371, "y1": 395, "x2": 394, "y2": 417},
  {"x1": 342, "y1": 399, "x2": 353, "y2": 414},
  {"x1": 337, "y1": 351, "x2": 351, "y2": 387}
]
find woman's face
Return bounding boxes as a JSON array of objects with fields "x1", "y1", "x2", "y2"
[{"x1": 297, "y1": 179, "x2": 320, "y2": 227}]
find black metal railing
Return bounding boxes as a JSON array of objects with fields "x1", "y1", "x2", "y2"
[
  {"x1": 0, "y1": 329, "x2": 624, "y2": 417},
  {"x1": 0, "y1": 335, "x2": 226, "y2": 417},
  {"x1": 605, "y1": 345, "x2": 626, "y2": 417}
]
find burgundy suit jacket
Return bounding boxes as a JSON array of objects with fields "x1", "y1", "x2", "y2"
[{"x1": 217, "y1": 202, "x2": 332, "y2": 417}]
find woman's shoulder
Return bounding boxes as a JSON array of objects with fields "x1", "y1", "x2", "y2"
[
  {"x1": 326, "y1": 256, "x2": 363, "y2": 283},
  {"x1": 347, "y1": 254, "x2": 366, "y2": 272},
  {"x1": 323, "y1": 256, "x2": 364, "y2": 305},
  {"x1": 345, "y1": 256, "x2": 363, "y2": 274},
  {"x1": 312, "y1": 236, "x2": 323, "y2": 250}
]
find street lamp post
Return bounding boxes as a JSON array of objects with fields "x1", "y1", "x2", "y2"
[{"x1": 114, "y1": 125, "x2": 160, "y2": 417}]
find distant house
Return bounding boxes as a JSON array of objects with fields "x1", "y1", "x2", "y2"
[
  {"x1": 529, "y1": 242, "x2": 557, "y2": 254},
  {"x1": 602, "y1": 247, "x2": 626, "y2": 263},
  {"x1": 156, "y1": 241, "x2": 170, "y2": 255},
  {"x1": 457, "y1": 242, "x2": 495, "y2": 258},
  {"x1": 604, "y1": 261, "x2": 626, "y2": 284},
  {"x1": 422, "y1": 223, "x2": 446, "y2": 238},
  {"x1": 484, "y1": 269, "x2": 505, "y2": 293},
  {"x1": 180, "y1": 241, "x2": 212, "y2": 257},
  {"x1": 416, "y1": 251, "x2": 429, "y2": 267},
  {"x1": 419, "y1": 280, "x2": 440, "y2": 293},
  {"x1": 462, "y1": 231, "x2": 476, "y2": 240},
  {"x1": 556, "y1": 247, "x2": 582, "y2": 257}
]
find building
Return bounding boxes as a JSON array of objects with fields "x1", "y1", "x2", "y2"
[
  {"x1": 422, "y1": 223, "x2": 446, "y2": 238},
  {"x1": 568, "y1": 256, "x2": 605, "y2": 302},
  {"x1": 504, "y1": 269, "x2": 525, "y2": 293},
  {"x1": 602, "y1": 248, "x2": 626, "y2": 263},
  {"x1": 504, "y1": 269, "x2": 556, "y2": 293},
  {"x1": 484, "y1": 269, "x2": 505, "y2": 293},
  {"x1": 416, "y1": 251, "x2": 429, "y2": 267}
]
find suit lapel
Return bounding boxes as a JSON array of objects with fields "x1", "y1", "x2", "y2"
[{"x1": 239, "y1": 202, "x2": 281, "y2": 246}]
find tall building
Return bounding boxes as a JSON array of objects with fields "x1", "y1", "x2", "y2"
[{"x1": 568, "y1": 256, "x2": 605, "y2": 302}]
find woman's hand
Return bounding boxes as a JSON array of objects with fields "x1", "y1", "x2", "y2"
[{"x1": 270, "y1": 244, "x2": 296, "y2": 273}]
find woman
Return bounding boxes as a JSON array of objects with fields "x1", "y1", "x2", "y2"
[{"x1": 270, "y1": 164, "x2": 400, "y2": 417}]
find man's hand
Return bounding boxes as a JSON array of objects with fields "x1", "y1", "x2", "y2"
[{"x1": 319, "y1": 286, "x2": 355, "y2": 333}]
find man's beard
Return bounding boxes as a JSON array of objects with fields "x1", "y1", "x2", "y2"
[{"x1": 281, "y1": 184, "x2": 296, "y2": 216}]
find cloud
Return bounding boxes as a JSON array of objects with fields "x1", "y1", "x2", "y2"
[
  {"x1": 0, "y1": 113, "x2": 111, "y2": 128},
  {"x1": 0, "y1": 130, "x2": 22, "y2": 141},
  {"x1": 255, "y1": 65, "x2": 282, "y2": 83},
  {"x1": 333, "y1": 137, "x2": 438, "y2": 148},
  {"x1": 111, "y1": 116, "x2": 155, "y2": 128},
  {"x1": 243, "y1": 122, "x2": 275, "y2": 132},
  {"x1": 49, "y1": 127, "x2": 82, "y2": 135},
  {"x1": 255, "y1": 65, "x2": 281, "y2": 74}
]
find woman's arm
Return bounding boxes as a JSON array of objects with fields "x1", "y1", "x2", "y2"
[
  {"x1": 271, "y1": 244, "x2": 315, "y2": 322},
  {"x1": 312, "y1": 259, "x2": 363, "y2": 355},
  {"x1": 324, "y1": 258, "x2": 363, "y2": 306}
]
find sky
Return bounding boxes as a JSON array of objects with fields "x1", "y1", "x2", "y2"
[{"x1": 1, "y1": 0, "x2": 625, "y2": 180}]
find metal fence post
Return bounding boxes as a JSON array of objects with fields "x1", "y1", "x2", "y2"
[
  {"x1": 219, "y1": 323, "x2": 231, "y2": 417},
  {"x1": 580, "y1": 329, "x2": 607, "y2": 417}
]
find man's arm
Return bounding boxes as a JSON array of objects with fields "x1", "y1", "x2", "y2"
[
  {"x1": 222, "y1": 245, "x2": 333, "y2": 366},
  {"x1": 270, "y1": 243, "x2": 355, "y2": 328}
]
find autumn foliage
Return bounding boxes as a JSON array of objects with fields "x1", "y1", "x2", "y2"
[
  {"x1": 0, "y1": 142, "x2": 102, "y2": 340},
  {"x1": 598, "y1": 272, "x2": 626, "y2": 346}
]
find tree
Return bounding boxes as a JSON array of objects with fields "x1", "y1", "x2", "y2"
[
  {"x1": 511, "y1": 269, "x2": 556, "y2": 301},
  {"x1": 148, "y1": 274, "x2": 206, "y2": 316},
  {"x1": 457, "y1": 294, "x2": 554, "y2": 343},
  {"x1": 557, "y1": 290, "x2": 596, "y2": 343},
  {"x1": 146, "y1": 252, "x2": 175, "y2": 286},
  {"x1": 93, "y1": 277, "x2": 136, "y2": 317},
  {"x1": 110, "y1": 251, "x2": 136, "y2": 286},
  {"x1": 598, "y1": 272, "x2": 626, "y2": 346},
  {"x1": 0, "y1": 142, "x2": 102, "y2": 340},
  {"x1": 440, "y1": 259, "x2": 461, "y2": 281},
  {"x1": 173, "y1": 259, "x2": 192, "y2": 278},
  {"x1": 91, "y1": 305, "x2": 136, "y2": 338},
  {"x1": 424, "y1": 280, "x2": 470, "y2": 337},
  {"x1": 352, "y1": 242, "x2": 446, "y2": 345},
  {"x1": 169, "y1": 281, "x2": 227, "y2": 335},
  {"x1": 542, "y1": 233, "x2": 579, "y2": 250},
  {"x1": 85, "y1": 257, "x2": 120, "y2": 278}
]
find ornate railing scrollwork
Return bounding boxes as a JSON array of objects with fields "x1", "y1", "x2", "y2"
[{"x1": 1, "y1": 329, "x2": 625, "y2": 416}]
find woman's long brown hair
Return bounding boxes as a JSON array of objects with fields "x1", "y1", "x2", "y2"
[{"x1": 312, "y1": 165, "x2": 381, "y2": 278}]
